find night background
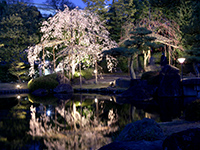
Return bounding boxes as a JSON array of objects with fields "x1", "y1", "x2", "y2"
[{"x1": 1, "y1": 0, "x2": 200, "y2": 150}]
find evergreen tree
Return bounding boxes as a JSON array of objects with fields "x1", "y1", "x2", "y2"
[
  {"x1": 104, "y1": 27, "x2": 161, "y2": 79},
  {"x1": 106, "y1": 0, "x2": 136, "y2": 42},
  {"x1": 82, "y1": 0, "x2": 109, "y2": 20},
  {"x1": 183, "y1": 1, "x2": 200, "y2": 63},
  {"x1": 8, "y1": 61, "x2": 27, "y2": 83},
  {"x1": 0, "y1": 2, "x2": 43, "y2": 63},
  {"x1": 45, "y1": 0, "x2": 76, "y2": 11}
]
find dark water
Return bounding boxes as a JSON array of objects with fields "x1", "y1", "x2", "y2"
[{"x1": 0, "y1": 93, "x2": 195, "y2": 150}]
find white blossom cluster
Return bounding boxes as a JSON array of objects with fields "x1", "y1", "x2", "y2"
[{"x1": 27, "y1": 6, "x2": 118, "y2": 77}]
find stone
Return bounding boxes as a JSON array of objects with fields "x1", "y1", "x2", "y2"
[
  {"x1": 115, "y1": 118, "x2": 164, "y2": 142},
  {"x1": 115, "y1": 78, "x2": 131, "y2": 88},
  {"x1": 120, "y1": 85, "x2": 153, "y2": 101},
  {"x1": 99, "y1": 118, "x2": 164, "y2": 150},
  {"x1": 99, "y1": 140, "x2": 163, "y2": 150},
  {"x1": 120, "y1": 80, "x2": 153, "y2": 101},
  {"x1": 53, "y1": 84, "x2": 73, "y2": 93},
  {"x1": 163, "y1": 128, "x2": 200, "y2": 150},
  {"x1": 158, "y1": 64, "x2": 182, "y2": 97},
  {"x1": 32, "y1": 88, "x2": 48, "y2": 96},
  {"x1": 56, "y1": 72, "x2": 70, "y2": 84}
]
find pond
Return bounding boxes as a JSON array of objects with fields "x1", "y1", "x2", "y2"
[{"x1": 0, "y1": 93, "x2": 195, "y2": 150}]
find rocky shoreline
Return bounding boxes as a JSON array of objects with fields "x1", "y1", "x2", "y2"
[{"x1": 99, "y1": 118, "x2": 200, "y2": 150}]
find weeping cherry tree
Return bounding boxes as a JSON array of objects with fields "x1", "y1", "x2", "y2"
[{"x1": 27, "y1": 6, "x2": 118, "y2": 78}]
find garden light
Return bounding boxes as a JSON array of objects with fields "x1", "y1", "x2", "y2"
[
  {"x1": 178, "y1": 58, "x2": 186, "y2": 80},
  {"x1": 95, "y1": 98, "x2": 98, "y2": 103},
  {"x1": 16, "y1": 84, "x2": 20, "y2": 89}
]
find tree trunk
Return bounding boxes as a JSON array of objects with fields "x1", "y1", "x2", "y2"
[
  {"x1": 129, "y1": 55, "x2": 136, "y2": 79},
  {"x1": 95, "y1": 58, "x2": 98, "y2": 84},
  {"x1": 143, "y1": 50, "x2": 151, "y2": 71},
  {"x1": 42, "y1": 45, "x2": 45, "y2": 75},
  {"x1": 53, "y1": 46, "x2": 56, "y2": 71},
  {"x1": 71, "y1": 59, "x2": 76, "y2": 79},
  {"x1": 79, "y1": 61, "x2": 82, "y2": 89}
]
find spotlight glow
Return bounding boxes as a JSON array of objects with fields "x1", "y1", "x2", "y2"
[
  {"x1": 95, "y1": 98, "x2": 98, "y2": 103},
  {"x1": 47, "y1": 110, "x2": 51, "y2": 116}
]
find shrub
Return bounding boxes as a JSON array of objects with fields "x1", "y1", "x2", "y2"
[
  {"x1": 28, "y1": 73, "x2": 59, "y2": 92},
  {"x1": 185, "y1": 99, "x2": 200, "y2": 121},
  {"x1": 82, "y1": 69, "x2": 94, "y2": 80}
]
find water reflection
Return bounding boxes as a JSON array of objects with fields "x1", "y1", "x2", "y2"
[
  {"x1": 0, "y1": 93, "x2": 187, "y2": 149},
  {"x1": 28, "y1": 94, "x2": 125, "y2": 150}
]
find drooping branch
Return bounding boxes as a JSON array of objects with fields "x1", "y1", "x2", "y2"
[{"x1": 27, "y1": 6, "x2": 118, "y2": 77}]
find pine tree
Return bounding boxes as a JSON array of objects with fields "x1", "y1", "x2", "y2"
[
  {"x1": 106, "y1": 0, "x2": 137, "y2": 42},
  {"x1": 104, "y1": 27, "x2": 161, "y2": 79},
  {"x1": 0, "y1": 2, "x2": 43, "y2": 63},
  {"x1": 183, "y1": 1, "x2": 200, "y2": 63}
]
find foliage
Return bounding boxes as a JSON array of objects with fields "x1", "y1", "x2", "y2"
[
  {"x1": 185, "y1": 99, "x2": 200, "y2": 121},
  {"x1": 116, "y1": 56, "x2": 129, "y2": 73},
  {"x1": 0, "y1": 2, "x2": 43, "y2": 63},
  {"x1": 28, "y1": 73, "x2": 59, "y2": 92},
  {"x1": 0, "y1": 64, "x2": 17, "y2": 82},
  {"x1": 82, "y1": 0, "x2": 110, "y2": 20},
  {"x1": 182, "y1": 1, "x2": 200, "y2": 63},
  {"x1": 8, "y1": 62, "x2": 28, "y2": 83},
  {"x1": 81, "y1": 68, "x2": 94, "y2": 80},
  {"x1": 45, "y1": 0, "x2": 76, "y2": 11},
  {"x1": 105, "y1": 0, "x2": 137, "y2": 42},
  {"x1": 73, "y1": 68, "x2": 94, "y2": 81}
]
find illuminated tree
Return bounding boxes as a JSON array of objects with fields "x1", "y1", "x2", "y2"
[
  {"x1": 27, "y1": 6, "x2": 117, "y2": 78},
  {"x1": 8, "y1": 62, "x2": 27, "y2": 83}
]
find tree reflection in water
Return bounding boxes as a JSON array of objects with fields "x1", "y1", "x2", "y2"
[{"x1": 28, "y1": 95, "x2": 120, "y2": 150}]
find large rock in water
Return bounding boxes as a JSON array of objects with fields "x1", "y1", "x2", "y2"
[
  {"x1": 53, "y1": 84, "x2": 73, "y2": 93},
  {"x1": 99, "y1": 118, "x2": 164, "y2": 150},
  {"x1": 115, "y1": 118, "x2": 164, "y2": 142},
  {"x1": 163, "y1": 128, "x2": 200, "y2": 150},
  {"x1": 158, "y1": 65, "x2": 182, "y2": 97},
  {"x1": 120, "y1": 79, "x2": 154, "y2": 101},
  {"x1": 115, "y1": 78, "x2": 131, "y2": 88}
]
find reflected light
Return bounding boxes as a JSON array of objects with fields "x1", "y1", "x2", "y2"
[
  {"x1": 47, "y1": 110, "x2": 51, "y2": 116},
  {"x1": 17, "y1": 95, "x2": 21, "y2": 99},
  {"x1": 94, "y1": 70, "x2": 97, "y2": 74}
]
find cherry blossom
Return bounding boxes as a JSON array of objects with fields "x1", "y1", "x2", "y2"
[{"x1": 27, "y1": 6, "x2": 117, "y2": 77}]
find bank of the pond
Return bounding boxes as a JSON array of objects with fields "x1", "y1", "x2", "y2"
[
  {"x1": 0, "y1": 82, "x2": 126, "y2": 95},
  {"x1": 0, "y1": 83, "x2": 29, "y2": 94}
]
